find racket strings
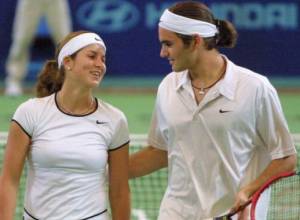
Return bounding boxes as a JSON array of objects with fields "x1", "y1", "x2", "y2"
[{"x1": 266, "y1": 175, "x2": 300, "y2": 219}]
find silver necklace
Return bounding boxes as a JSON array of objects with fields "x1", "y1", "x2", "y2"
[
  {"x1": 191, "y1": 69, "x2": 226, "y2": 95},
  {"x1": 191, "y1": 82, "x2": 206, "y2": 95},
  {"x1": 58, "y1": 95, "x2": 95, "y2": 115}
]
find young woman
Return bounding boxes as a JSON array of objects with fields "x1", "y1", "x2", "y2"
[
  {"x1": 0, "y1": 31, "x2": 130, "y2": 220},
  {"x1": 129, "y1": 1, "x2": 296, "y2": 219}
]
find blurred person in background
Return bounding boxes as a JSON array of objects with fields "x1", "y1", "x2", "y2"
[
  {"x1": 5, "y1": 0, "x2": 72, "y2": 96},
  {"x1": 129, "y1": 1, "x2": 297, "y2": 219},
  {"x1": 0, "y1": 31, "x2": 130, "y2": 220}
]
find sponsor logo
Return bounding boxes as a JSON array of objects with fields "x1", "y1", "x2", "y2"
[
  {"x1": 76, "y1": 0, "x2": 140, "y2": 33},
  {"x1": 76, "y1": 2, "x2": 298, "y2": 32},
  {"x1": 219, "y1": 109, "x2": 232, "y2": 113},
  {"x1": 211, "y1": 3, "x2": 298, "y2": 30},
  {"x1": 96, "y1": 120, "x2": 107, "y2": 125}
]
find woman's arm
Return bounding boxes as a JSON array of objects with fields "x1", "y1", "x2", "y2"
[
  {"x1": 0, "y1": 121, "x2": 30, "y2": 220},
  {"x1": 108, "y1": 143, "x2": 130, "y2": 220}
]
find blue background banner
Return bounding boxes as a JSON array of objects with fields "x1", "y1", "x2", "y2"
[{"x1": 0, "y1": 0, "x2": 299, "y2": 80}]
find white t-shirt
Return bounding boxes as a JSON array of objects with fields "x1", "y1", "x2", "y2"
[
  {"x1": 148, "y1": 57, "x2": 296, "y2": 220},
  {"x1": 13, "y1": 93, "x2": 129, "y2": 220}
]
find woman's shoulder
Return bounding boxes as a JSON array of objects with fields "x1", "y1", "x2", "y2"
[
  {"x1": 17, "y1": 94, "x2": 55, "y2": 112},
  {"x1": 96, "y1": 99, "x2": 126, "y2": 119}
]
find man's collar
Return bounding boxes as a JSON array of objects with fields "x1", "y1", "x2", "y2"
[
  {"x1": 174, "y1": 56, "x2": 238, "y2": 100},
  {"x1": 218, "y1": 56, "x2": 238, "y2": 100},
  {"x1": 176, "y1": 69, "x2": 190, "y2": 91}
]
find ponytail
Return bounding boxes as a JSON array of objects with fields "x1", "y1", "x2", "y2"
[
  {"x1": 35, "y1": 60, "x2": 64, "y2": 97},
  {"x1": 215, "y1": 19, "x2": 238, "y2": 48},
  {"x1": 168, "y1": 2, "x2": 238, "y2": 50}
]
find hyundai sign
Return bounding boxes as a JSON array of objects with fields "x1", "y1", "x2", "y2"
[{"x1": 0, "y1": 0, "x2": 299, "y2": 79}]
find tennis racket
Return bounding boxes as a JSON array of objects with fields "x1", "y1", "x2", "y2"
[{"x1": 214, "y1": 171, "x2": 300, "y2": 220}]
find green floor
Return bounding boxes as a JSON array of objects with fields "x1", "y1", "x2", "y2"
[{"x1": 1, "y1": 92, "x2": 300, "y2": 133}]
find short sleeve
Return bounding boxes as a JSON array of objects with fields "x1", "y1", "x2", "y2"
[
  {"x1": 256, "y1": 83, "x2": 296, "y2": 159},
  {"x1": 109, "y1": 112, "x2": 130, "y2": 150},
  {"x1": 148, "y1": 96, "x2": 168, "y2": 151},
  {"x1": 12, "y1": 99, "x2": 36, "y2": 138}
]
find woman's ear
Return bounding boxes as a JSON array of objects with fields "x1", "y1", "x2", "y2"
[{"x1": 63, "y1": 56, "x2": 73, "y2": 70}]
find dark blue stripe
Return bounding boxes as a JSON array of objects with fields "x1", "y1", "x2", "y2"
[
  {"x1": 109, "y1": 140, "x2": 130, "y2": 152},
  {"x1": 24, "y1": 208, "x2": 107, "y2": 220},
  {"x1": 80, "y1": 209, "x2": 107, "y2": 220},
  {"x1": 11, "y1": 119, "x2": 32, "y2": 139},
  {"x1": 24, "y1": 208, "x2": 38, "y2": 220}
]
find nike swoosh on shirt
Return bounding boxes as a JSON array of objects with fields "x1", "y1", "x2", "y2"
[
  {"x1": 219, "y1": 109, "x2": 232, "y2": 113},
  {"x1": 96, "y1": 120, "x2": 107, "y2": 124}
]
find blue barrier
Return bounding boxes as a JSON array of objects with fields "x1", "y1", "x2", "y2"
[{"x1": 0, "y1": 0, "x2": 299, "y2": 80}]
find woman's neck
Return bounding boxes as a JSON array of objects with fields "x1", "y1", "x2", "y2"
[{"x1": 57, "y1": 86, "x2": 95, "y2": 115}]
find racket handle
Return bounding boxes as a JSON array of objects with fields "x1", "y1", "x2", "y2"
[{"x1": 228, "y1": 200, "x2": 252, "y2": 217}]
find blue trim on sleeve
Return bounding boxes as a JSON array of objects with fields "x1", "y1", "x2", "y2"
[
  {"x1": 109, "y1": 140, "x2": 130, "y2": 152},
  {"x1": 11, "y1": 119, "x2": 32, "y2": 139}
]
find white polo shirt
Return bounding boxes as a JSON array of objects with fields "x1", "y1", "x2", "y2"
[
  {"x1": 148, "y1": 57, "x2": 296, "y2": 219},
  {"x1": 13, "y1": 93, "x2": 129, "y2": 220}
]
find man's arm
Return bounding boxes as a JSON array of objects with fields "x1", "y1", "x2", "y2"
[
  {"x1": 129, "y1": 146, "x2": 168, "y2": 178},
  {"x1": 232, "y1": 154, "x2": 297, "y2": 214}
]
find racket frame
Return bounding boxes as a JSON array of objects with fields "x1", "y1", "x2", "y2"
[
  {"x1": 250, "y1": 171, "x2": 296, "y2": 220},
  {"x1": 214, "y1": 171, "x2": 297, "y2": 220}
]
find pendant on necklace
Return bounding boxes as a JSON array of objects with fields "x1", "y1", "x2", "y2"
[
  {"x1": 198, "y1": 82, "x2": 206, "y2": 95},
  {"x1": 199, "y1": 89, "x2": 205, "y2": 95}
]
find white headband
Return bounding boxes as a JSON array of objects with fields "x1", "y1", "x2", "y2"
[
  {"x1": 159, "y1": 9, "x2": 218, "y2": 37},
  {"x1": 58, "y1": 32, "x2": 106, "y2": 68}
]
